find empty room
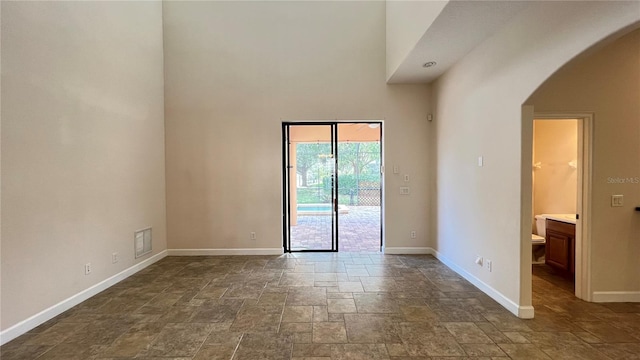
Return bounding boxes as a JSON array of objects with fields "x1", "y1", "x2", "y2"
[{"x1": 1, "y1": 1, "x2": 639, "y2": 359}]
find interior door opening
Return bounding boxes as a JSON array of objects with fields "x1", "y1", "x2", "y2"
[
  {"x1": 529, "y1": 114, "x2": 591, "y2": 301},
  {"x1": 282, "y1": 122, "x2": 382, "y2": 252}
]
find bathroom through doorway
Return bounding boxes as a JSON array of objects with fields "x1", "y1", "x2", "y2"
[{"x1": 530, "y1": 114, "x2": 592, "y2": 301}]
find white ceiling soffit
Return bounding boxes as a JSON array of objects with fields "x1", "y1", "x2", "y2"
[{"x1": 387, "y1": 0, "x2": 530, "y2": 84}]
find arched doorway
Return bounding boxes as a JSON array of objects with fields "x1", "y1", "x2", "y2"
[{"x1": 522, "y1": 27, "x2": 640, "y2": 311}]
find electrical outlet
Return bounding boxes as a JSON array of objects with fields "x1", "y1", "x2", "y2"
[
  {"x1": 410, "y1": 231, "x2": 417, "y2": 239},
  {"x1": 112, "y1": 252, "x2": 118, "y2": 264},
  {"x1": 84, "y1": 263, "x2": 92, "y2": 275},
  {"x1": 486, "y1": 260, "x2": 492, "y2": 272},
  {"x1": 250, "y1": 232, "x2": 257, "y2": 240}
]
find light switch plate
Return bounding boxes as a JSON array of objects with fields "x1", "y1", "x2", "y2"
[
  {"x1": 612, "y1": 195, "x2": 624, "y2": 207},
  {"x1": 400, "y1": 187, "x2": 410, "y2": 195},
  {"x1": 478, "y1": 156, "x2": 484, "y2": 167}
]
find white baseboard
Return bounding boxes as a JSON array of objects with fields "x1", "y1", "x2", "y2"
[
  {"x1": 383, "y1": 247, "x2": 434, "y2": 255},
  {"x1": 167, "y1": 248, "x2": 284, "y2": 256},
  {"x1": 0, "y1": 250, "x2": 168, "y2": 346},
  {"x1": 431, "y1": 249, "x2": 534, "y2": 319},
  {"x1": 592, "y1": 291, "x2": 640, "y2": 302}
]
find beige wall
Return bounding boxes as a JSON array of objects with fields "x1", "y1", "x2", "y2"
[
  {"x1": 432, "y1": 1, "x2": 639, "y2": 314},
  {"x1": 533, "y1": 120, "x2": 578, "y2": 221},
  {"x1": 527, "y1": 29, "x2": 640, "y2": 294},
  {"x1": 1, "y1": 1, "x2": 166, "y2": 331},
  {"x1": 163, "y1": 1, "x2": 431, "y2": 251},
  {"x1": 0, "y1": 0, "x2": 3, "y2": 330}
]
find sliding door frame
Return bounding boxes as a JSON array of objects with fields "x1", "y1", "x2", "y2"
[{"x1": 282, "y1": 121, "x2": 383, "y2": 253}]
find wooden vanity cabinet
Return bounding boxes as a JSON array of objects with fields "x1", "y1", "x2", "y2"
[{"x1": 545, "y1": 219, "x2": 576, "y2": 278}]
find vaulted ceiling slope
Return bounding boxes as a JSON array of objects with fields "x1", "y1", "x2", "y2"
[{"x1": 386, "y1": 0, "x2": 529, "y2": 84}]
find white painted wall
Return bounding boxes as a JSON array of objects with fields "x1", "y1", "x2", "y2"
[
  {"x1": 432, "y1": 1, "x2": 639, "y2": 315},
  {"x1": 1, "y1": 1, "x2": 166, "y2": 331},
  {"x1": 163, "y1": 1, "x2": 431, "y2": 252},
  {"x1": 386, "y1": 0, "x2": 448, "y2": 81},
  {"x1": 527, "y1": 29, "x2": 640, "y2": 296}
]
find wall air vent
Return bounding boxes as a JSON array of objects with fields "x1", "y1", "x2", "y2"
[{"x1": 134, "y1": 227, "x2": 152, "y2": 258}]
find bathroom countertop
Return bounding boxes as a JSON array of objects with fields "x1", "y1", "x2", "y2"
[{"x1": 542, "y1": 213, "x2": 577, "y2": 225}]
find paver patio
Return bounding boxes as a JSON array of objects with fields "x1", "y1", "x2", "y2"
[{"x1": 290, "y1": 206, "x2": 381, "y2": 252}]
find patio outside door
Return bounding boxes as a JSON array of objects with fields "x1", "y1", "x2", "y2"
[{"x1": 283, "y1": 122, "x2": 382, "y2": 252}]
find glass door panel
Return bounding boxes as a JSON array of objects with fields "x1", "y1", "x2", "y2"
[
  {"x1": 336, "y1": 123, "x2": 382, "y2": 252},
  {"x1": 284, "y1": 124, "x2": 337, "y2": 251}
]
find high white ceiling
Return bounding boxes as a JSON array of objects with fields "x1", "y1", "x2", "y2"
[{"x1": 387, "y1": 1, "x2": 530, "y2": 84}]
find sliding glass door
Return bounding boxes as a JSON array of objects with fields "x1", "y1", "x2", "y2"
[{"x1": 283, "y1": 122, "x2": 382, "y2": 252}]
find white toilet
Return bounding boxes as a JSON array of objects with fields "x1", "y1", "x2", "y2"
[
  {"x1": 532, "y1": 215, "x2": 546, "y2": 263},
  {"x1": 532, "y1": 214, "x2": 546, "y2": 243}
]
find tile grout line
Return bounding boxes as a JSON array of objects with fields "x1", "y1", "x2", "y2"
[{"x1": 229, "y1": 332, "x2": 245, "y2": 360}]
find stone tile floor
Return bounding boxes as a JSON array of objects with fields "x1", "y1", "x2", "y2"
[
  {"x1": 291, "y1": 206, "x2": 381, "y2": 252},
  {"x1": 532, "y1": 264, "x2": 574, "y2": 294},
  {"x1": 2, "y1": 253, "x2": 640, "y2": 359}
]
